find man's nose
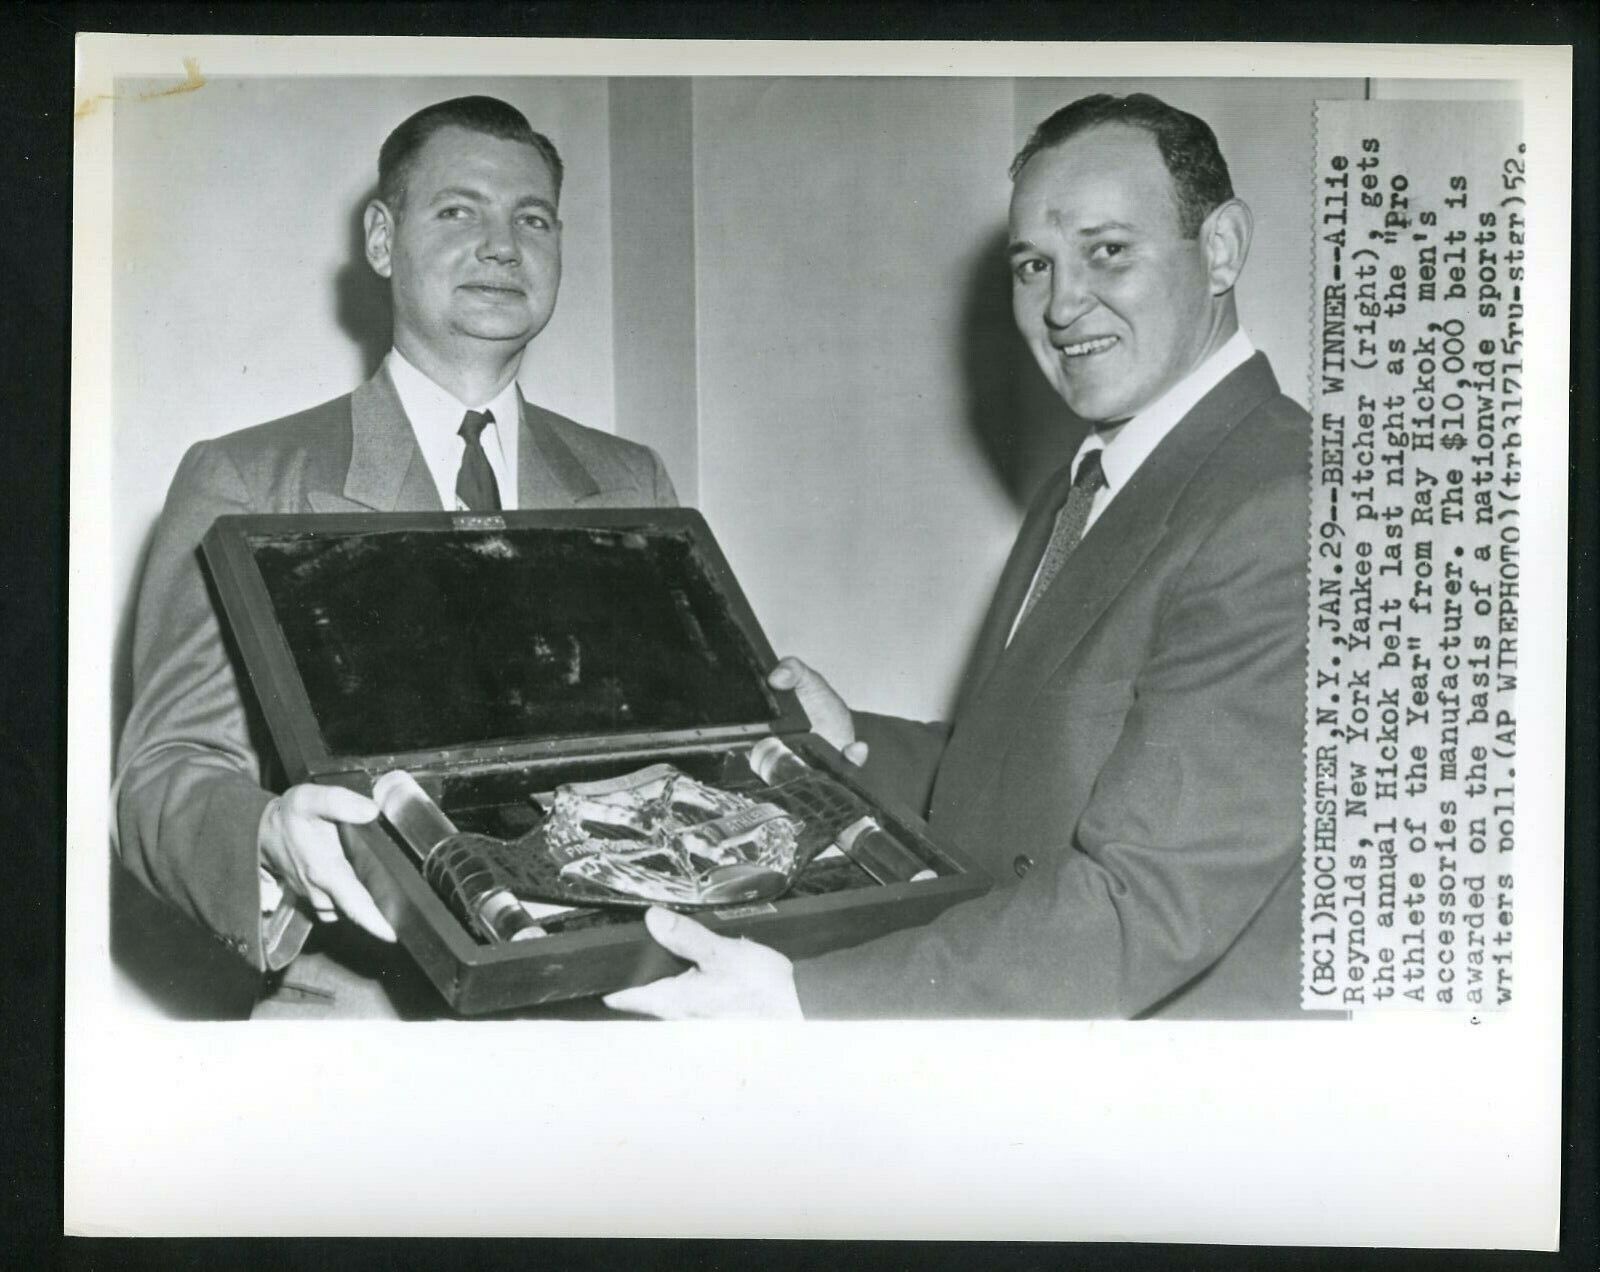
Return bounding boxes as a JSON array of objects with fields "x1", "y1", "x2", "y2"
[
  {"x1": 476, "y1": 214, "x2": 520, "y2": 264},
  {"x1": 1044, "y1": 264, "x2": 1092, "y2": 329}
]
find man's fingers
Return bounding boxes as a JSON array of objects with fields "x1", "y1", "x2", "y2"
[
  {"x1": 641, "y1": 905, "x2": 727, "y2": 967},
  {"x1": 304, "y1": 883, "x2": 339, "y2": 922},
  {"x1": 285, "y1": 783, "x2": 380, "y2": 825},
  {"x1": 768, "y1": 655, "x2": 857, "y2": 753},
  {"x1": 766, "y1": 656, "x2": 808, "y2": 691},
  {"x1": 308, "y1": 852, "x2": 396, "y2": 942},
  {"x1": 603, "y1": 973, "x2": 697, "y2": 1020},
  {"x1": 606, "y1": 909, "x2": 804, "y2": 1019},
  {"x1": 602, "y1": 910, "x2": 739, "y2": 1017},
  {"x1": 842, "y1": 741, "x2": 870, "y2": 767},
  {"x1": 261, "y1": 785, "x2": 394, "y2": 939},
  {"x1": 769, "y1": 655, "x2": 832, "y2": 697}
]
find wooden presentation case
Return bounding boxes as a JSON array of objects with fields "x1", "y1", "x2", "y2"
[{"x1": 203, "y1": 509, "x2": 988, "y2": 1014}]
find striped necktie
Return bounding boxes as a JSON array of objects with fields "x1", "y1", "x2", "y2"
[
  {"x1": 1015, "y1": 447, "x2": 1107, "y2": 629},
  {"x1": 456, "y1": 409, "x2": 502, "y2": 512}
]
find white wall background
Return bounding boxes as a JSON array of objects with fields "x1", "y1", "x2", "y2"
[{"x1": 692, "y1": 78, "x2": 1023, "y2": 719}]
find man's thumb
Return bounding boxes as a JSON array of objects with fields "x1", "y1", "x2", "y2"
[
  {"x1": 290, "y1": 782, "x2": 380, "y2": 825},
  {"x1": 643, "y1": 906, "x2": 724, "y2": 967}
]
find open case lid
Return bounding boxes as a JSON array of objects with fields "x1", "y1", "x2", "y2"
[{"x1": 202, "y1": 509, "x2": 813, "y2": 782}]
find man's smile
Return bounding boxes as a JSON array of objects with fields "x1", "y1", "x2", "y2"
[
  {"x1": 459, "y1": 282, "x2": 527, "y2": 297},
  {"x1": 1055, "y1": 334, "x2": 1120, "y2": 358}
]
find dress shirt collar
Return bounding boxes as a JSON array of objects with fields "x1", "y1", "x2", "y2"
[
  {"x1": 1070, "y1": 328, "x2": 1256, "y2": 490},
  {"x1": 385, "y1": 348, "x2": 522, "y2": 510}
]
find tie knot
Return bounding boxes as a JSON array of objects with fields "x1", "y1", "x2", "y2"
[
  {"x1": 1073, "y1": 447, "x2": 1107, "y2": 493},
  {"x1": 459, "y1": 409, "x2": 494, "y2": 446}
]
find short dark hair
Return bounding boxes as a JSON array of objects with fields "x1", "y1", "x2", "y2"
[
  {"x1": 1010, "y1": 93, "x2": 1234, "y2": 238},
  {"x1": 377, "y1": 95, "x2": 564, "y2": 212}
]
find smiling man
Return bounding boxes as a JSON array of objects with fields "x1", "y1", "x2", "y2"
[
  {"x1": 115, "y1": 96, "x2": 677, "y2": 1018},
  {"x1": 608, "y1": 93, "x2": 1312, "y2": 1020}
]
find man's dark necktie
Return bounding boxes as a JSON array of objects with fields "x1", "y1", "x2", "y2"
[
  {"x1": 456, "y1": 409, "x2": 502, "y2": 512},
  {"x1": 1015, "y1": 447, "x2": 1107, "y2": 629}
]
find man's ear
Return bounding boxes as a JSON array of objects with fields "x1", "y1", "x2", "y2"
[
  {"x1": 1200, "y1": 198, "x2": 1253, "y2": 296},
  {"x1": 363, "y1": 199, "x2": 396, "y2": 280}
]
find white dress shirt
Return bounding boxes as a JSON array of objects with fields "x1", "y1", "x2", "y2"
[
  {"x1": 1007, "y1": 330, "x2": 1256, "y2": 644},
  {"x1": 386, "y1": 347, "x2": 522, "y2": 511}
]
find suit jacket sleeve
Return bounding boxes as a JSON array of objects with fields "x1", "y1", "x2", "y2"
[
  {"x1": 849, "y1": 712, "x2": 950, "y2": 818},
  {"x1": 113, "y1": 441, "x2": 309, "y2": 971},
  {"x1": 793, "y1": 470, "x2": 1307, "y2": 1018}
]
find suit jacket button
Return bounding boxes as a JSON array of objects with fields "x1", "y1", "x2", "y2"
[{"x1": 1013, "y1": 854, "x2": 1034, "y2": 878}]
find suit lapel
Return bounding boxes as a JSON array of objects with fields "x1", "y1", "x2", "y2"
[
  {"x1": 307, "y1": 366, "x2": 440, "y2": 513},
  {"x1": 304, "y1": 373, "x2": 612, "y2": 513},
  {"x1": 945, "y1": 354, "x2": 1285, "y2": 788},
  {"x1": 954, "y1": 457, "x2": 1081, "y2": 718},
  {"x1": 517, "y1": 390, "x2": 604, "y2": 508}
]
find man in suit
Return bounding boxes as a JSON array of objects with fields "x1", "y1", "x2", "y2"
[
  {"x1": 606, "y1": 93, "x2": 1310, "y2": 1020},
  {"x1": 114, "y1": 95, "x2": 676, "y2": 1016}
]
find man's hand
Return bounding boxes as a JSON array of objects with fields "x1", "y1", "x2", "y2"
[
  {"x1": 603, "y1": 907, "x2": 804, "y2": 1019},
  {"x1": 768, "y1": 656, "x2": 868, "y2": 766},
  {"x1": 259, "y1": 783, "x2": 396, "y2": 942}
]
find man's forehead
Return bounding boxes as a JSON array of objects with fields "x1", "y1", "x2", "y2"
[
  {"x1": 1009, "y1": 124, "x2": 1178, "y2": 231},
  {"x1": 408, "y1": 126, "x2": 557, "y2": 194}
]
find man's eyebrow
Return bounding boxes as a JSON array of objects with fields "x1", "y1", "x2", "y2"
[
  {"x1": 426, "y1": 188, "x2": 557, "y2": 217},
  {"x1": 1007, "y1": 219, "x2": 1139, "y2": 255}
]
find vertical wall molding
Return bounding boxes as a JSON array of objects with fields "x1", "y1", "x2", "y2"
[{"x1": 607, "y1": 78, "x2": 700, "y2": 504}]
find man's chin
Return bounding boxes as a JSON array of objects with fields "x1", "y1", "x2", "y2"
[
  {"x1": 452, "y1": 317, "x2": 541, "y2": 346},
  {"x1": 1040, "y1": 356, "x2": 1126, "y2": 423},
  {"x1": 1056, "y1": 383, "x2": 1126, "y2": 425}
]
